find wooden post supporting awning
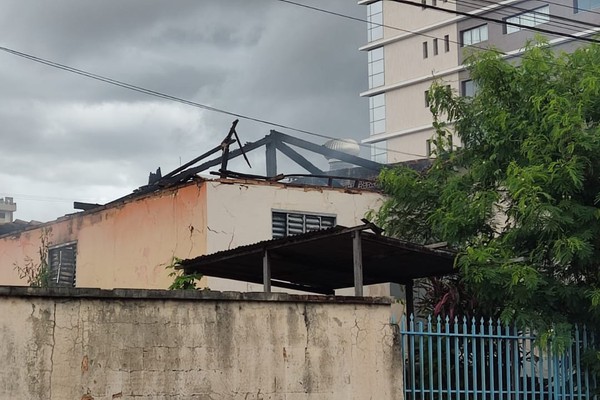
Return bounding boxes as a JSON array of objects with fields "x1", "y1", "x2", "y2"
[
  {"x1": 263, "y1": 249, "x2": 271, "y2": 293},
  {"x1": 353, "y1": 230, "x2": 363, "y2": 296}
]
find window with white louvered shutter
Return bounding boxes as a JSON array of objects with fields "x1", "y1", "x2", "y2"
[
  {"x1": 272, "y1": 211, "x2": 336, "y2": 238},
  {"x1": 48, "y1": 243, "x2": 77, "y2": 287}
]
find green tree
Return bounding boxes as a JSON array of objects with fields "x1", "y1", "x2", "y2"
[{"x1": 373, "y1": 38, "x2": 600, "y2": 342}]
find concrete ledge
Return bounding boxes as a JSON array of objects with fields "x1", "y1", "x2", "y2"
[{"x1": 0, "y1": 285, "x2": 392, "y2": 305}]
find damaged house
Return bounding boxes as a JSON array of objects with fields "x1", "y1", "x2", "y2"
[{"x1": 0, "y1": 127, "x2": 386, "y2": 291}]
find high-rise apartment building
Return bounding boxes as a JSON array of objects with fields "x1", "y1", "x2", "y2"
[{"x1": 359, "y1": 0, "x2": 600, "y2": 163}]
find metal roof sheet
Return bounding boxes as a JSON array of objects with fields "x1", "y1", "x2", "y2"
[{"x1": 179, "y1": 225, "x2": 457, "y2": 294}]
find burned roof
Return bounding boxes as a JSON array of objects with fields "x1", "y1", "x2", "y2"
[{"x1": 179, "y1": 225, "x2": 457, "y2": 294}]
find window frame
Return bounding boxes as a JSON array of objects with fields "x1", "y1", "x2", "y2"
[
  {"x1": 368, "y1": 47, "x2": 385, "y2": 89},
  {"x1": 48, "y1": 241, "x2": 77, "y2": 287},
  {"x1": 371, "y1": 141, "x2": 388, "y2": 164},
  {"x1": 575, "y1": 0, "x2": 600, "y2": 12},
  {"x1": 272, "y1": 211, "x2": 336, "y2": 238},
  {"x1": 369, "y1": 94, "x2": 386, "y2": 135},
  {"x1": 367, "y1": 1, "x2": 383, "y2": 42},
  {"x1": 461, "y1": 24, "x2": 488, "y2": 47},
  {"x1": 504, "y1": 5, "x2": 550, "y2": 34},
  {"x1": 461, "y1": 79, "x2": 478, "y2": 97}
]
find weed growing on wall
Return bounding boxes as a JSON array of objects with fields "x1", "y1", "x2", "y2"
[
  {"x1": 166, "y1": 256, "x2": 203, "y2": 290},
  {"x1": 14, "y1": 227, "x2": 51, "y2": 287}
]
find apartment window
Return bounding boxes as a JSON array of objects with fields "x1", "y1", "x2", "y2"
[
  {"x1": 444, "y1": 35, "x2": 450, "y2": 52},
  {"x1": 369, "y1": 94, "x2": 386, "y2": 135},
  {"x1": 0, "y1": 212, "x2": 4, "y2": 219},
  {"x1": 433, "y1": 38, "x2": 439, "y2": 55},
  {"x1": 368, "y1": 47, "x2": 385, "y2": 89},
  {"x1": 575, "y1": 0, "x2": 600, "y2": 12},
  {"x1": 371, "y1": 141, "x2": 388, "y2": 164},
  {"x1": 48, "y1": 242, "x2": 77, "y2": 287},
  {"x1": 461, "y1": 79, "x2": 479, "y2": 97},
  {"x1": 505, "y1": 5, "x2": 550, "y2": 34},
  {"x1": 461, "y1": 24, "x2": 488, "y2": 46},
  {"x1": 272, "y1": 211, "x2": 336, "y2": 238},
  {"x1": 423, "y1": 41, "x2": 429, "y2": 58},
  {"x1": 367, "y1": 1, "x2": 383, "y2": 42}
]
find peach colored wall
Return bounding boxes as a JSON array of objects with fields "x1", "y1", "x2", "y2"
[{"x1": 0, "y1": 183, "x2": 207, "y2": 289}]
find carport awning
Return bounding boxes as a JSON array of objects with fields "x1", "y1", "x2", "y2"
[{"x1": 179, "y1": 224, "x2": 457, "y2": 295}]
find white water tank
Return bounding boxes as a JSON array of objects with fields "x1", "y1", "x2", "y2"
[{"x1": 323, "y1": 139, "x2": 360, "y2": 171}]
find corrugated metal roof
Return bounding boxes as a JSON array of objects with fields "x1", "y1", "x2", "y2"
[{"x1": 179, "y1": 225, "x2": 457, "y2": 294}]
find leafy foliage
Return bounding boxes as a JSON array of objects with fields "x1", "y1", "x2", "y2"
[
  {"x1": 373, "y1": 39, "x2": 600, "y2": 340},
  {"x1": 14, "y1": 228, "x2": 50, "y2": 287},
  {"x1": 166, "y1": 257, "x2": 204, "y2": 290}
]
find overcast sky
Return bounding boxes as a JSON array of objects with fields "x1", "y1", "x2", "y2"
[{"x1": 0, "y1": 1, "x2": 369, "y2": 222}]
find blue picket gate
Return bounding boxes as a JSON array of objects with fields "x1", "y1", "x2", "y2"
[{"x1": 399, "y1": 315, "x2": 598, "y2": 399}]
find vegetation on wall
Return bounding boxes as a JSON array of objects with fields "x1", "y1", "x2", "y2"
[
  {"x1": 13, "y1": 228, "x2": 51, "y2": 287},
  {"x1": 166, "y1": 256, "x2": 204, "y2": 290},
  {"x1": 373, "y1": 38, "x2": 600, "y2": 346}
]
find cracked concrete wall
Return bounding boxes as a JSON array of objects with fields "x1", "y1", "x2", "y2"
[{"x1": 0, "y1": 291, "x2": 403, "y2": 400}]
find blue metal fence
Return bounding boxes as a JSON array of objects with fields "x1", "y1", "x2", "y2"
[{"x1": 399, "y1": 315, "x2": 598, "y2": 399}]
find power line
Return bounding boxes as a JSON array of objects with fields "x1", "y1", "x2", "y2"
[
  {"x1": 446, "y1": 0, "x2": 600, "y2": 32},
  {"x1": 0, "y1": 45, "x2": 426, "y2": 159},
  {"x1": 278, "y1": 0, "x2": 600, "y2": 76},
  {"x1": 275, "y1": 0, "x2": 600, "y2": 152},
  {"x1": 277, "y1": 0, "x2": 599, "y2": 58},
  {"x1": 388, "y1": 0, "x2": 600, "y2": 44},
  {"x1": 537, "y1": 0, "x2": 600, "y2": 18},
  {"x1": 276, "y1": 0, "x2": 493, "y2": 53}
]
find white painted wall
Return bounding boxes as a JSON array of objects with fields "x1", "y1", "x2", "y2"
[{"x1": 204, "y1": 179, "x2": 384, "y2": 292}]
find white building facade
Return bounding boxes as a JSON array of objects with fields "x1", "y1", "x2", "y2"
[
  {"x1": 359, "y1": 0, "x2": 600, "y2": 163},
  {"x1": 0, "y1": 197, "x2": 16, "y2": 224}
]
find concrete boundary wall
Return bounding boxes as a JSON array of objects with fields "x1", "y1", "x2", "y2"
[{"x1": 0, "y1": 287, "x2": 403, "y2": 399}]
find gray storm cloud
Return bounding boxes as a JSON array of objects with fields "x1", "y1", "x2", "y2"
[{"x1": 0, "y1": 0, "x2": 368, "y2": 221}]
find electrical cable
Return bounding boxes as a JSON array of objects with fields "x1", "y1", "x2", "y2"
[
  {"x1": 274, "y1": 0, "x2": 600, "y2": 154},
  {"x1": 277, "y1": 0, "x2": 600, "y2": 60},
  {"x1": 0, "y1": 45, "x2": 424, "y2": 158},
  {"x1": 387, "y1": 0, "x2": 600, "y2": 44},
  {"x1": 535, "y1": 0, "x2": 600, "y2": 17},
  {"x1": 6, "y1": 2, "x2": 599, "y2": 161},
  {"x1": 277, "y1": 0, "x2": 498, "y2": 54},
  {"x1": 277, "y1": 0, "x2": 600, "y2": 76},
  {"x1": 444, "y1": 0, "x2": 600, "y2": 32}
]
